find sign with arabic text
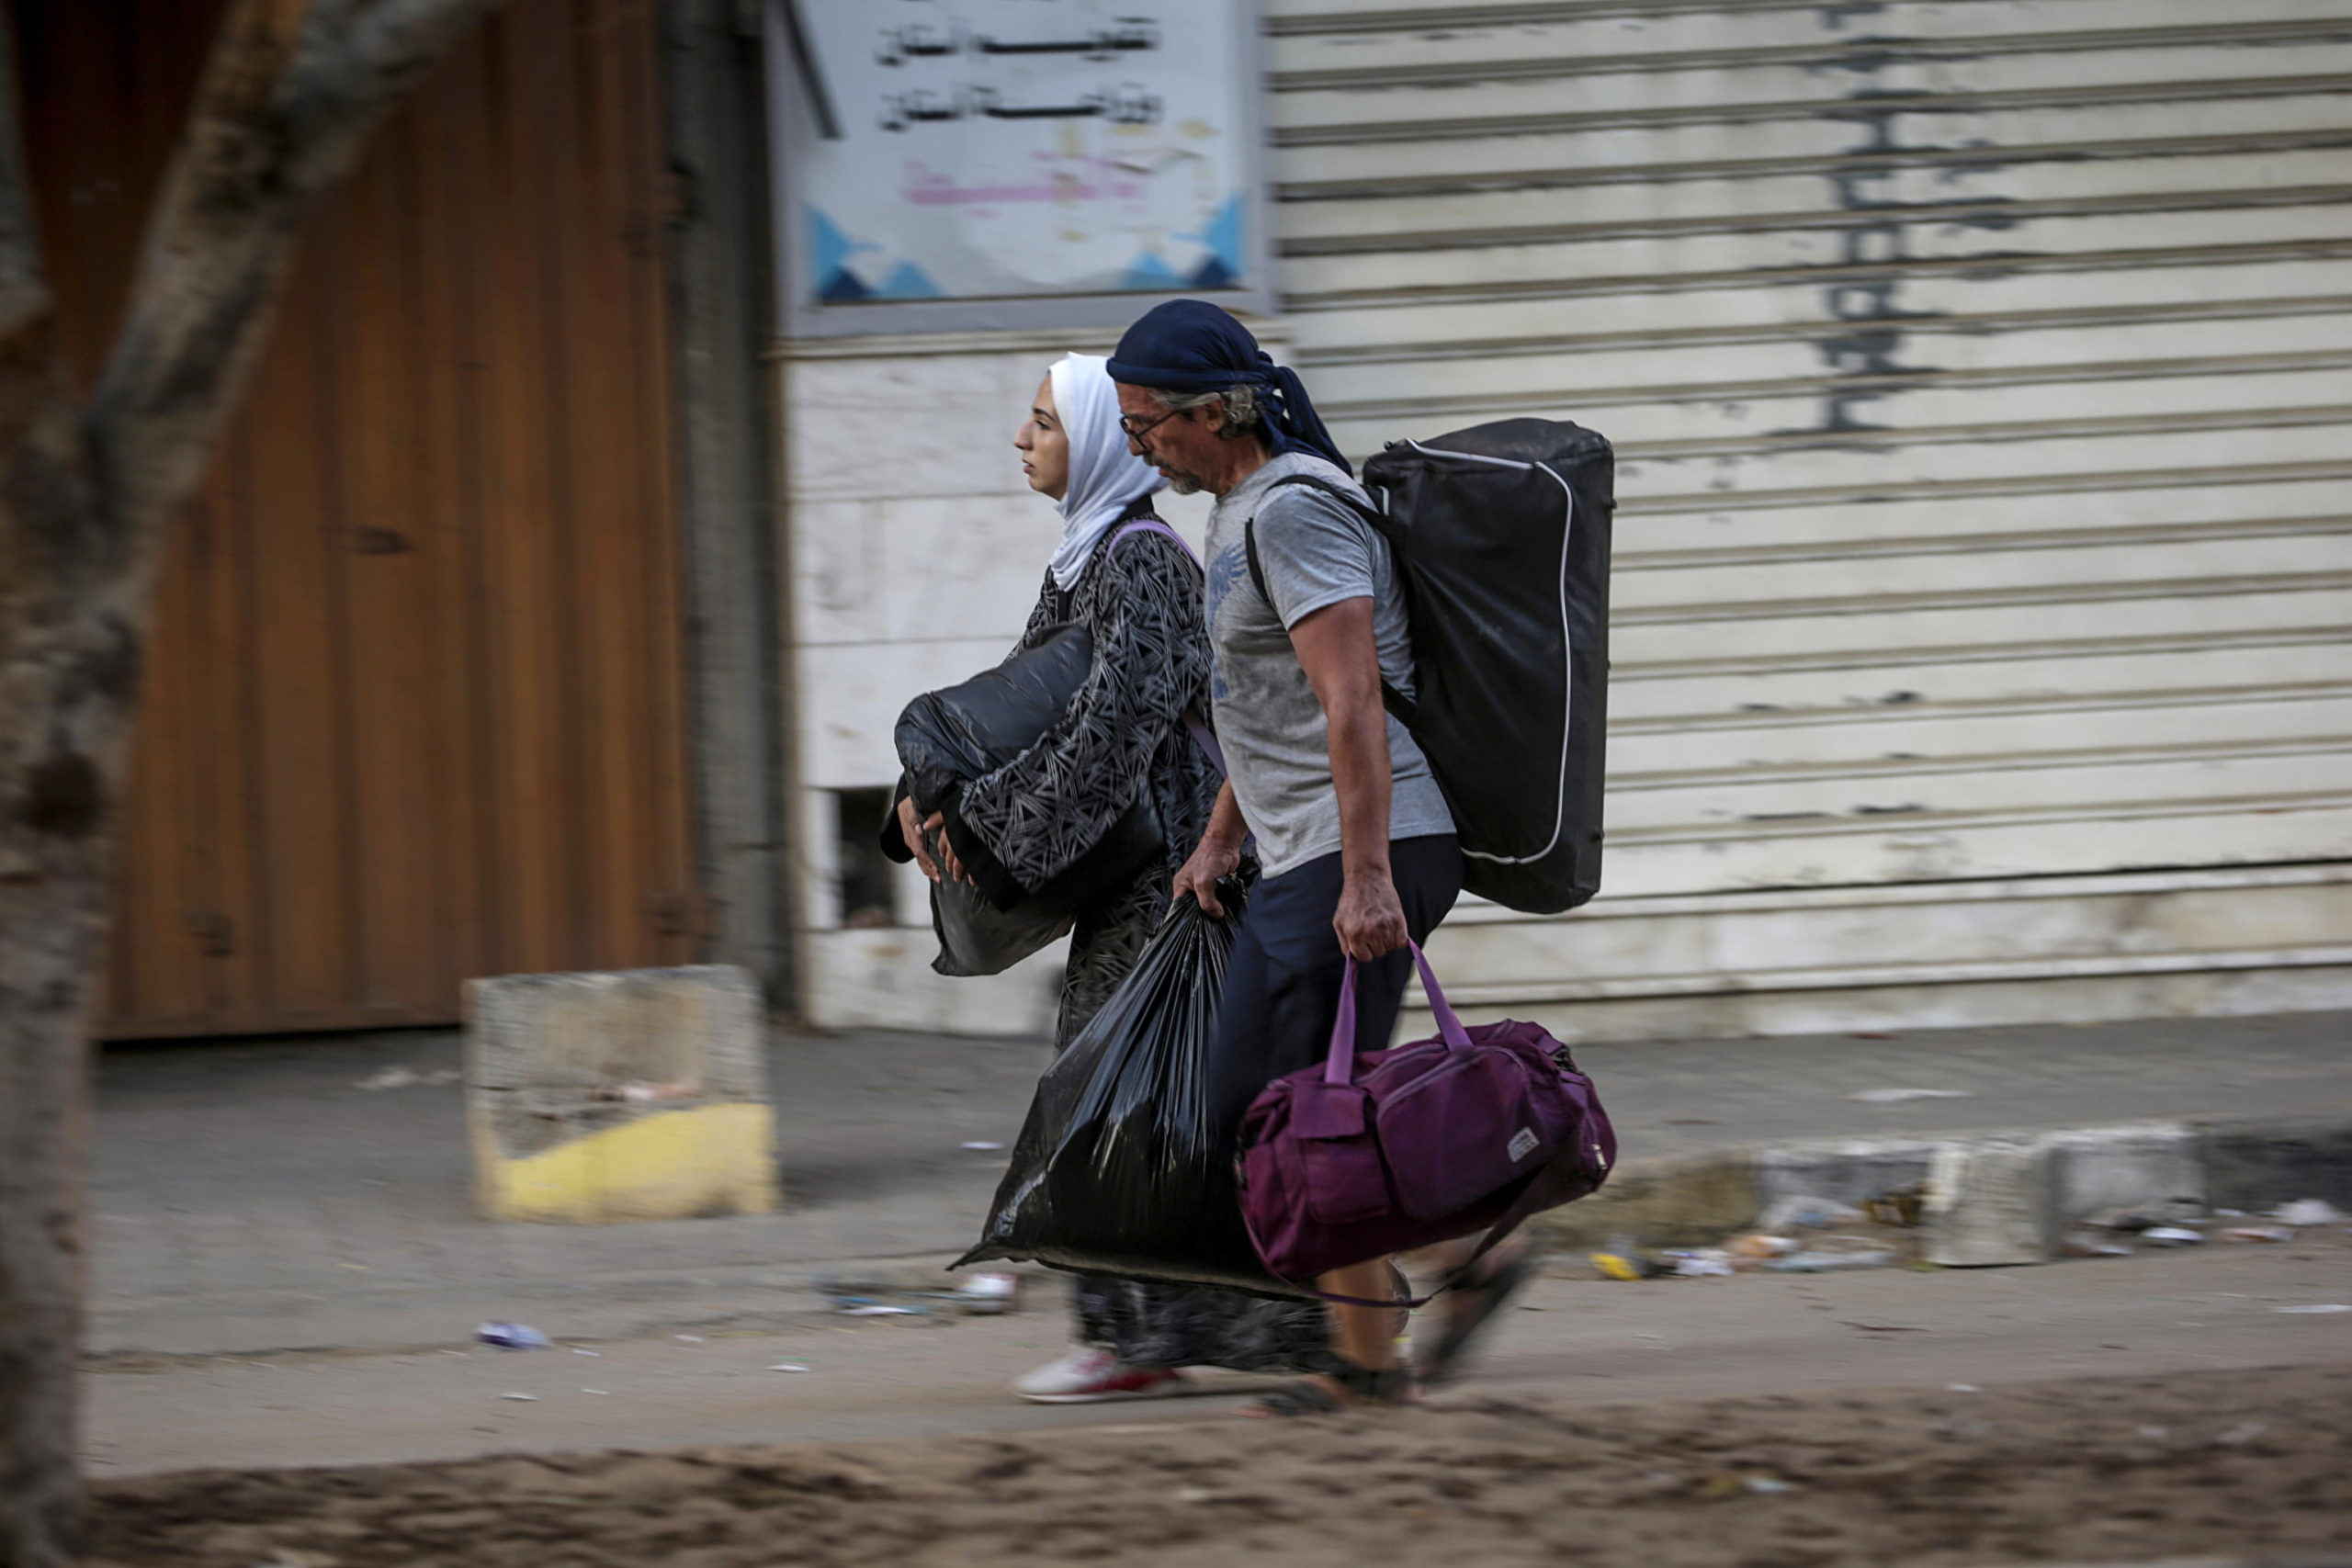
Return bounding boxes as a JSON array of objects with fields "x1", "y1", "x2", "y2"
[{"x1": 780, "y1": 0, "x2": 1259, "y2": 327}]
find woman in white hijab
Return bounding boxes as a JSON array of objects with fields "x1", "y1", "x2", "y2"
[{"x1": 886, "y1": 355, "x2": 1339, "y2": 1403}]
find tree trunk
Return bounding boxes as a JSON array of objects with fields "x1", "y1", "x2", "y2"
[
  {"x1": 0, "y1": 2, "x2": 499, "y2": 1560},
  {"x1": 1, "y1": 11, "x2": 121, "y2": 1551},
  {"x1": 0, "y1": 398, "x2": 119, "y2": 1568}
]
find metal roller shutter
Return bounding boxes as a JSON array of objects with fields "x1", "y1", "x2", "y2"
[{"x1": 1266, "y1": 0, "x2": 2352, "y2": 1038}]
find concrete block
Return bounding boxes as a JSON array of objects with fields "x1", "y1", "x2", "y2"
[
  {"x1": 1531, "y1": 1152, "x2": 1761, "y2": 1251},
  {"x1": 2044, "y1": 1123, "x2": 2202, "y2": 1222},
  {"x1": 1924, "y1": 1138, "x2": 2056, "y2": 1267},
  {"x1": 465, "y1": 965, "x2": 779, "y2": 1224},
  {"x1": 1754, "y1": 1138, "x2": 1940, "y2": 1213},
  {"x1": 2200, "y1": 1117, "x2": 2352, "y2": 1213}
]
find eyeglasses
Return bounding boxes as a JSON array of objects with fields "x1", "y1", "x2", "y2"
[{"x1": 1117, "y1": 407, "x2": 1182, "y2": 444}]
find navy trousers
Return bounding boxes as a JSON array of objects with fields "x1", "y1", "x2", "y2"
[{"x1": 1207, "y1": 834, "x2": 1464, "y2": 1143}]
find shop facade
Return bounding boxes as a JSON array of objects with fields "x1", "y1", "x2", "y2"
[{"x1": 775, "y1": 0, "x2": 2352, "y2": 1041}]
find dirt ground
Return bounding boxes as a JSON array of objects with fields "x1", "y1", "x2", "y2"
[{"x1": 88, "y1": 1360, "x2": 2352, "y2": 1568}]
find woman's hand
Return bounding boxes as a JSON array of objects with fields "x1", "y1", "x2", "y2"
[{"x1": 897, "y1": 795, "x2": 947, "y2": 882}]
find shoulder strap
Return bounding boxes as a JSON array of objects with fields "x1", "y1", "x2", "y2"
[
  {"x1": 1242, "y1": 473, "x2": 1379, "y2": 601},
  {"x1": 1110, "y1": 515, "x2": 1199, "y2": 566},
  {"x1": 1244, "y1": 476, "x2": 1419, "y2": 728},
  {"x1": 1269, "y1": 471, "x2": 1385, "y2": 523}
]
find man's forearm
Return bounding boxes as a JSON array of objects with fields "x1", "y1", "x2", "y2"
[
  {"x1": 1328, "y1": 698, "x2": 1393, "y2": 881},
  {"x1": 1289, "y1": 597, "x2": 1396, "y2": 883},
  {"x1": 1202, "y1": 777, "x2": 1248, "y2": 852}
]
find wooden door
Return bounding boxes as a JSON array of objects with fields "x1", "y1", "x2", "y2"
[{"x1": 19, "y1": 0, "x2": 704, "y2": 1038}]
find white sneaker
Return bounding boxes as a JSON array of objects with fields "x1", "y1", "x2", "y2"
[{"x1": 1012, "y1": 1347, "x2": 1188, "y2": 1404}]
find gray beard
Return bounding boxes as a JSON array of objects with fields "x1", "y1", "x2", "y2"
[{"x1": 1162, "y1": 471, "x2": 1203, "y2": 495}]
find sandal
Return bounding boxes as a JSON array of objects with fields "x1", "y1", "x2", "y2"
[
  {"x1": 1242, "y1": 1262, "x2": 1418, "y2": 1418},
  {"x1": 1240, "y1": 1359, "x2": 1417, "y2": 1419},
  {"x1": 1413, "y1": 1246, "x2": 1534, "y2": 1388}
]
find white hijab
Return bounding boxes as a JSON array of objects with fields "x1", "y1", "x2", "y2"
[{"x1": 1045, "y1": 353, "x2": 1167, "y2": 592}]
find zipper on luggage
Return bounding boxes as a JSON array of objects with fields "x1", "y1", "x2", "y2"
[{"x1": 1396, "y1": 440, "x2": 1536, "y2": 472}]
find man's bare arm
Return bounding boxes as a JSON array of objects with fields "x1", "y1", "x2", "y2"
[
  {"x1": 1291, "y1": 596, "x2": 1408, "y2": 960},
  {"x1": 1172, "y1": 777, "x2": 1248, "y2": 916}
]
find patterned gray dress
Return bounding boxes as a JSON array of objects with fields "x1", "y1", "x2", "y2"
[{"x1": 952, "y1": 510, "x2": 1337, "y2": 1374}]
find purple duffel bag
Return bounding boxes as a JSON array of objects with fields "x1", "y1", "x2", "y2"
[{"x1": 1237, "y1": 942, "x2": 1615, "y2": 1296}]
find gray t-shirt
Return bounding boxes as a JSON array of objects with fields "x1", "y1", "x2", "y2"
[{"x1": 1204, "y1": 451, "x2": 1453, "y2": 877}]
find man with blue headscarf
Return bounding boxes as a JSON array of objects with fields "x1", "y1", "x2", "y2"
[{"x1": 1109, "y1": 301, "x2": 1495, "y2": 1416}]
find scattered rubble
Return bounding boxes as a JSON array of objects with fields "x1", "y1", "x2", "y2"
[
  {"x1": 1599, "y1": 1192, "x2": 1917, "y2": 1280},
  {"x1": 1758, "y1": 1196, "x2": 1865, "y2": 1233},
  {"x1": 1666, "y1": 1249, "x2": 1736, "y2": 1278},
  {"x1": 2058, "y1": 1230, "x2": 2134, "y2": 1258}
]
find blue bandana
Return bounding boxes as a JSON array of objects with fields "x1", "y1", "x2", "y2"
[{"x1": 1106, "y1": 300, "x2": 1352, "y2": 477}]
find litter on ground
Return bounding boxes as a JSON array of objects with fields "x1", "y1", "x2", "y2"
[
  {"x1": 1846, "y1": 1088, "x2": 1973, "y2": 1102},
  {"x1": 1758, "y1": 1195, "x2": 1865, "y2": 1232},
  {"x1": 477, "y1": 1322, "x2": 551, "y2": 1350},
  {"x1": 2140, "y1": 1226, "x2": 2205, "y2": 1246},
  {"x1": 355, "y1": 1066, "x2": 460, "y2": 1090}
]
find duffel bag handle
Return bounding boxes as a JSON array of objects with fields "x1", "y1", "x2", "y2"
[
  {"x1": 1306, "y1": 942, "x2": 1533, "y2": 1312},
  {"x1": 1324, "y1": 941, "x2": 1475, "y2": 1087}
]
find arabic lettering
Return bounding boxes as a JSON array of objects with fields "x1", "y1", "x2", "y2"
[
  {"x1": 901, "y1": 157, "x2": 1148, "y2": 206},
  {"x1": 878, "y1": 83, "x2": 1161, "y2": 133},
  {"x1": 876, "y1": 19, "x2": 1159, "y2": 67}
]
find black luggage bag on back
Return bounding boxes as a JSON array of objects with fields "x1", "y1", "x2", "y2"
[{"x1": 1255, "y1": 418, "x2": 1613, "y2": 915}]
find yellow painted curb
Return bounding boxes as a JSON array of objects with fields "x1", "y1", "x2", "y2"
[{"x1": 474, "y1": 1101, "x2": 780, "y2": 1224}]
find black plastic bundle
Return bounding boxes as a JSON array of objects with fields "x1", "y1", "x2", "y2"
[
  {"x1": 892, "y1": 624, "x2": 1161, "y2": 976},
  {"x1": 956, "y1": 882, "x2": 1304, "y2": 1299}
]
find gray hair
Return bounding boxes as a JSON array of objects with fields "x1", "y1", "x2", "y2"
[{"x1": 1148, "y1": 383, "x2": 1261, "y2": 438}]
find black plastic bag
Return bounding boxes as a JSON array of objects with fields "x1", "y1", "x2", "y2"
[
  {"x1": 891, "y1": 623, "x2": 1161, "y2": 976},
  {"x1": 896, "y1": 625, "x2": 1093, "y2": 815},
  {"x1": 922, "y1": 848, "x2": 1075, "y2": 978},
  {"x1": 956, "y1": 881, "x2": 1306, "y2": 1299}
]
